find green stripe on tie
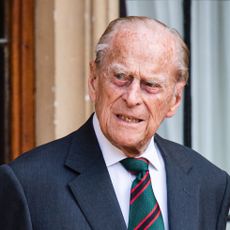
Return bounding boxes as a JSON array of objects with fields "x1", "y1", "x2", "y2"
[{"x1": 121, "y1": 157, "x2": 164, "y2": 230}]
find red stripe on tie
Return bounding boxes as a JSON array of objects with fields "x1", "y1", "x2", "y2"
[
  {"x1": 144, "y1": 209, "x2": 161, "y2": 230},
  {"x1": 138, "y1": 158, "x2": 149, "y2": 164},
  {"x1": 131, "y1": 171, "x2": 149, "y2": 193},
  {"x1": 134, "y1": 204, "x2": 158, "y2": 230},
  {"x1": 130, "y1": 179, "x2": 151, "y2": 205}
]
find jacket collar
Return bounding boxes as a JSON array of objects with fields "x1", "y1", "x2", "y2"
[{"x1": 155, "y1": 134, "x2": 200, "y2": 230}]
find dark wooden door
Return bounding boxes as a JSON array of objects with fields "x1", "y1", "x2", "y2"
[{"x1": 0, "y1": 0, "x2": 35, "y2": 164}]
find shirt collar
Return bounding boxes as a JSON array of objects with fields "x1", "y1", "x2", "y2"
[{"x1": 93, "y1": 114, "x2": 161, "y2": 170}]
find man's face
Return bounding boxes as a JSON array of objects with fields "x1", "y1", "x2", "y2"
[{"x1": 89, "y1": 27, "x2": 185, "y2": 156}]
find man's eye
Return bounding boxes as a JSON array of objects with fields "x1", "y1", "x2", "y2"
[
  {"x1": 142, "y1": 81, "x2": 162, "y2": 93},
  {"x1": 112, "y1": 73, "x2": 130, "y2": 87},
  {"x1": 115, "y1": 73, "x2": 126, "y2": 80}
]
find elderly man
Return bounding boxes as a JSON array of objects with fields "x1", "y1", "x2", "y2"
[{"x1": 0, "y1": 16, "x2": 229, "y2": 230}]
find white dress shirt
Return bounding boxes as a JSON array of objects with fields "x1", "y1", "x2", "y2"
[{"x1": 93, "y1": 114, "x2": 168, "y2": 230}]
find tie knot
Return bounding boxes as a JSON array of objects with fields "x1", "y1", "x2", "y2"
[{"x1": 121, "y1": 157, "x2": 149, "y2": 174}]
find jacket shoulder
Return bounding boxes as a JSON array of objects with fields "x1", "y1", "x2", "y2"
[
  {"x1": 155, "y1": 134, "x2": 229, "y2": 177},
  {"x1": 10, "y1": 132, "x2": 75, "y2": 169}
]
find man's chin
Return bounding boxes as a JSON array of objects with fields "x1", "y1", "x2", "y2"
[{"x1": 115, "y1": 141, "x2": 147, "y2": 157}]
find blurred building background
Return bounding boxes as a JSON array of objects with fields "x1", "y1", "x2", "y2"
[{"x1": 0, "y1": 0, "x2": 229, "y2": 177}]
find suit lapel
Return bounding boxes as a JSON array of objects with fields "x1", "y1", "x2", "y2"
[
  {"x1": 155, "y1": 135, "x2": 201, "y2": 230},
  {"x1": 65, "y1": 116, "x2": 127, "y2": 230}
]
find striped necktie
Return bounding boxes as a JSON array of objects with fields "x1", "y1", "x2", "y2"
[{"x1": 121, "y1": 157, "x2": 164, "y2": 230}]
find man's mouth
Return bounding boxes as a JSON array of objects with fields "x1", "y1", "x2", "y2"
[{"x1": 117, "y1": 114, "x2": 143, "y2": 123}]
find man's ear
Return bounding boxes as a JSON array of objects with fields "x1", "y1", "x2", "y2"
[
  {"x1": 88, "y1": 61, "x2": 97, "y2": 103},
  {"x1": 166, "y1": 81, "x2": 186, "y2": 118}
]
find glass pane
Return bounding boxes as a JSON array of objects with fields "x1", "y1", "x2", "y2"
[
  {"x1": 0, "y1": 0, "x2": 4, "y2": 38},
  {"x1": 0, "y1": 47, "x2": 5, "y2": 164},
  {"x1": 0, "y1": 0, "x2": 9, "y2": 164}
]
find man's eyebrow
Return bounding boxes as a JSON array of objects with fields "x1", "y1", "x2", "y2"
[
  {"x1": 141, "y1": 71, "x2": 167, "y2": 81},
  {"x1": 143, "y1": 77, "x2": 166, "y2": 84},
  {"x1": 109, "y1": 63, "x2": 127, "y2": 72}
]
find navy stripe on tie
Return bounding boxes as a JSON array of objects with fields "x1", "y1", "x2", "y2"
[
  {"x1": 130, "y1": 171, "x2": 150, "y2": 204},
  {"x1": 134, "y1": 204, "x2": 161, "y2": 230}
]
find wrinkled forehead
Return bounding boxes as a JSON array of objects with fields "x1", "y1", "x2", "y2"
[
  {"x1": 100, "y1": 27, "x2": 177, "y2": 75},
  {"x1": 105, "y1": 25, "x2": 177, "y2": 68}
]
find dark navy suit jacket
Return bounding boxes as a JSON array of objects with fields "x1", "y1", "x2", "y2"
[{"x1": 0, "y1": 116, "x2": 230, "y2": 230}]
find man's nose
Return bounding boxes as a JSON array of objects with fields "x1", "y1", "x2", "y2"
[{"x1": 122, "y1": 80, "x2": 142, "y2": 107}]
